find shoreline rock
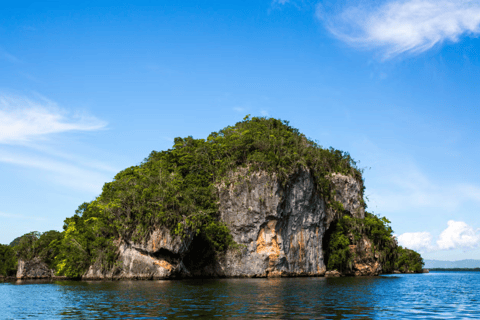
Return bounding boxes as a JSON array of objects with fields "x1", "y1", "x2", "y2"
[{"x1": 16, "y1": 258, "x2": 55, "y2": 280}]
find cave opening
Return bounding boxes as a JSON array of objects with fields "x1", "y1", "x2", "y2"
[
  {"x1": 322, "y1": 220, "x2": 339, "y2": 271},
  {"x1": 182, "y1": 234, "x2": 217, "y2": 274},
  {"x1": 151, "y1": 248, "x2": 181, "y2": 265}
]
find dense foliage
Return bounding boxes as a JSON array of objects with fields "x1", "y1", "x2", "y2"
[
  {"x1": 0, "y1": 230, "x2": 63, "y2": 277},
  {"x1": 4, "y1": 116, "x2": 423, "y2": 277},
  {"x1": 396, "y1": 246, "x2": 424, "y2": 273},
  {"x1": 0, "y1": 244, "x2": 17, "y2": 277},
  {"x1": 53, "y1": 203, "x2": 118, "y2": 278},
  {"x1": 13, "y1": 231, "x2": 63, "y2": 269},
  {"x1": 324, "y1": 212, "x2": 424, "y2": 273}
]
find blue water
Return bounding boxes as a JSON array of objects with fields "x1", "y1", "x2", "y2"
[{"x1": 1, "y1": 272, "x2": 479, "y2": 319}]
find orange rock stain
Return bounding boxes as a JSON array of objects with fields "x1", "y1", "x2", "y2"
[
  {"x1": 256, "y1": 220, "x2": 281, "y2": 261},
  {"x1": 154, "y1": 260, "x2": 173, "y2": 271}
]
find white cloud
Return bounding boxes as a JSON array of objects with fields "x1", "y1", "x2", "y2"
[
  {"x1": 397, "y1": 231, "x2": 433, "y2": 251},
  {"x1": 319, "y1": 0, "x2": 480, "y2": 58},
  {"x1": 0, "y1": 93, "x2": 113, "y2": 194},
  {"x1": 273, "y1": 0, "x2": 290, "y2": 4},
  {"x1": 437, "y1": 220, "x2": 480, "y2": 249},
  {"x1": 397, "y1": 220, "x2": 480, "y2": 252},
  {"x1": 0, "y1": 94, "x2": 106, "y2": 144},
  {"x1": 260, "y1": 109, "x2": 269, "y2": 117}
]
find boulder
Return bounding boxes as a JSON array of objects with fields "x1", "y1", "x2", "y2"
[{"x1": 16, "y1": 258, "x2": 54, "y2": 279}]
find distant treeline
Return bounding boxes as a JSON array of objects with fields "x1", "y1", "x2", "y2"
[{"x1": 429, "y1": 268, "x2": 480, "y2": 272}]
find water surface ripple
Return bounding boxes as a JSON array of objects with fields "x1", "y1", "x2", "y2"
[{"x1": 1, "y1": 271, "x2": 479, "y2": 319}]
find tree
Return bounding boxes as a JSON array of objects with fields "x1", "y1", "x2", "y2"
[
  {"x1": 0, "y1": 244, "x2": 17, "y2": 277},
  {"x1": 14, "y1": 231, "x2": 41, "y2": 261}
]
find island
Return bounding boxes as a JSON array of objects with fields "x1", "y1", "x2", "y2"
[{"x1": 0, "y1": 116, "x2": 424, "y2": 280}]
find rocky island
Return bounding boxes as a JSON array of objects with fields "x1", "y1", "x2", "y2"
[{"x1": 1, "y1": 117, "x2": 424, "y2": 280}]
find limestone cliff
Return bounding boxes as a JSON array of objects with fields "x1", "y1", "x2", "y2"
[{"x1": 83, "y1": 168, "x2": 371, "y2": 279}]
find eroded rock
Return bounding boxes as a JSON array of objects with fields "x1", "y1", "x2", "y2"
[
  {"x1": 325, "y1": 270, "x2": 342, "y2": 277},
  {"x1": 83, "y1": 228, "x2": 191, "y2": 280},
  {"x1": 16, "y1": 258, "x2": 54, "y2": 279},
  {"x1": 347, "y1": 236, "x2": 382, "y2": 276}
]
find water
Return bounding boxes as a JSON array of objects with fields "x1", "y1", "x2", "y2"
[{"x1": 1, "y1": 272, "x2": 479, "y2": 319}]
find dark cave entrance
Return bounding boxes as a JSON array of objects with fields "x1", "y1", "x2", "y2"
[{"x1": 182, "y1": 234, "x2": 218, "y2": 274}]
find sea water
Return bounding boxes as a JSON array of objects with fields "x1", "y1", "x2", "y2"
[{"x1": 1, "y1": 271, "x2": 479, "y2": 319}]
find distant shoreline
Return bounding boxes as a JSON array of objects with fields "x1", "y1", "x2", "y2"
[{"x1": 428, "y1": 268, "x2": 480, "y2": 272}]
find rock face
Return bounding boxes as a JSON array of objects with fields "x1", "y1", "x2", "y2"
[
  {"x1": 84, "y1": 228, "x2": 193, "y2": 280},
  {"x1": 16, "y1": 258, "x2": 55, "y2": 279},
  {"x1": 211, "y1": 168, "x2": 364, "y2": 278},
  {"x1": 211, "y1": 168, "x2": 327, "y2": 277},
  {"x1": 327, "y1": 173, "x2": 365, "y2": 228},
  {"x1": 347, "y1": 237, "x2": 382, "y2": 276},
  {"x1": 84, "y1": 167, "x2": 371, "y2": 279}
]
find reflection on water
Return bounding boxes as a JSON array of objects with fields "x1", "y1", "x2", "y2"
[{"x1": 1, "y1": 272, "x2": 480, "y2": 319}]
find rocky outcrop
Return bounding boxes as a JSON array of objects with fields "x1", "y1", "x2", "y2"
[
  {"x1": 84, "y1": 228, "x2": 192, "y2": 280},
  {"x1": 16, "y1": 258, "x2": 55, "y2": 279},
  {"x1": 212, "y1": 168, "x2": 329, "y2": 277},
  {"x1": 83, "y1": 167, "x2": 375, "y2": 279},
  {"x1": 326, "y1": 173, "x2": 365, "y2": 228},
  {"x1": 212, "y1": 168, "x2": 365, "y2": 278},
  {"x1": 325, "y1": 270, "x2": 342, "y2": 277},
  {"x1": 347, "y1": 237, "x2": 382, "y2": 276}
]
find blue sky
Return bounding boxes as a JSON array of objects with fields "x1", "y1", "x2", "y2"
[{"x1": 1, "y1": 0, "x2": 479, "y2": 261}]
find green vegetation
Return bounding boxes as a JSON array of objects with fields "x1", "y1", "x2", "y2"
[
  {"x1": 0, "y1": 244, "x2": 17, "y2": 277},
  {"x1": 396, "y1": 246, "x2": 424, "y2": 273},
  {"x1": 2, "y1": 116, "x2": 423, "y2": 277},
  {"x1": 0, "y1": 230, "x2": 63, "y2": 277},
  {"x1": 323, "y1": 212, "x2": 424, "y2": 274},
  {"x1": 13, "y1": 230, "x2": 63, "y2": 269},
  {"x1": 52, "y1": 203, "x2": 118, "y2": 278}
]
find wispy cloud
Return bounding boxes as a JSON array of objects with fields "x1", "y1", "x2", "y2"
[
  {"x1": 0, "y1": 93, "x2": 113, "y2": 194},
  {"x1": 0, "y1": 94, "x2": 107, "y2": 144},
  {"x1": 0, "y1": 150, "x2": 113, "y2": 193},
  {"x1": 23, "y1": 143, "x2": 118, "y2": 174},
  {"x1": 318, "y1": 0, "x2": 480, "y2": 58},
  {"x1": 398, "y1": 220, "x2": 480, "y2": 252}
]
